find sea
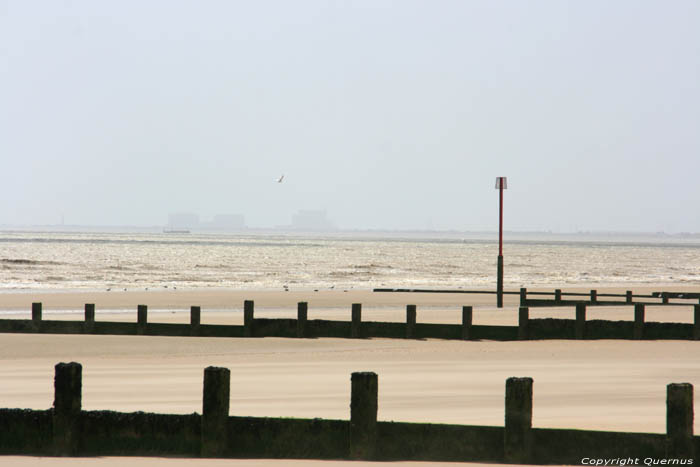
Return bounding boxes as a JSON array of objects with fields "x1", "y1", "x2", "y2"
[{"x1": 1, "y1": 230, "x2": 700, "y2": 292}]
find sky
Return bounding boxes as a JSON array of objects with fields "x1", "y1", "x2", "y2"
[{"x1": 1, "y1": 0, "x2": 699, "y2": 232}]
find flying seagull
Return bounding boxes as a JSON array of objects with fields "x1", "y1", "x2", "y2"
[{"x1": 275, "y1": 174, "x2": 285, "y2": 183}]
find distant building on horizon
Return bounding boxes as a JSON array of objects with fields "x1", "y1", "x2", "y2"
[
  {"x1": 290, "y1": 209, "x2": 335, "y2": 231},
  {"x1": 167, "y1": 212, "x2": 199, "y2": 230}
]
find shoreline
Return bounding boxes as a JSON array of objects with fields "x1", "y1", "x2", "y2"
[{"x1": 2, "y1": 284, "x2": 699, "y2": 310}]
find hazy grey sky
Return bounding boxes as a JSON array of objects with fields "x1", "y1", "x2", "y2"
[{"x1": 2, "y1": 0, "x2": 698, "y2": 232}]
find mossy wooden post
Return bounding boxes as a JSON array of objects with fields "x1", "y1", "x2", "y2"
[
  {"x1": 405, "y1": 305, "x2": 416, "y2": 339},
  {"x1": 190, "y1": 306, "x2": 201, "y2": 336},
  {"x1": 519, "y1": 288, "x2": 527, "y2": 307},
  {"x1": 32, "y1": 302, "x2": 42, "y2": 326},
  {"x1": 634, "y1": 304, "x2": 645, "y2": 340},
  {"x1": 462, "y1": 306, "x2": 473, "y2": 340},
  {"x1": 518, "y1": 306, "x2": 529, "y2": 340},
  {"x1": 626, "y1": 290, "x2": 633, "y2": 304},
  {"x1": 504, "y1": 377, "x2": 533, "y2": 464},
  {"x1": 590, "y1": 289, "x2": 597, "y2": 305},
  {"x1": 666, "y1": 383, "x2": 694, "y2": 458},
  {"x1": 84, "y1": 303, "x2": 95, "y2": 332},
  {"x1": 351, "y1": 303, "x2": 362, "y2": 339},
  {"x1": 244, "y1": 300, "x2": 254, "y2": 337},
  {"x1": 554, "y1": 289, "x2": 562, "y2": 304},
  {"x1": 297, "y1": 302, "x2": 308, "y2": 338},
  {"x1": 575, "y1": 303, "x2": 586, "y2": 340},
  {"x1": 53, "y1": 362, "x2": 82, "y2": 456},
  {"x1": 350, "y1": 372, "x2": 378, "y2": 460},
  {"x1": 202, "y1": 366, "x2": 230, "y2": 458},
  {"x1": 137, "y1": 305, "x2": 147, "y2": 335},
  {"x1": 694, "y1": 305, "x2": 700, "y2": 341}
]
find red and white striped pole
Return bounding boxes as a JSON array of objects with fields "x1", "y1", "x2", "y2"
[{"x1": 495, "y1": 177, "x2": 507, "y2": 308}]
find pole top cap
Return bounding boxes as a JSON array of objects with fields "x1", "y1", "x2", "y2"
[{"x1": 495, "y1": 177, "x2": 508, "y2": 189}]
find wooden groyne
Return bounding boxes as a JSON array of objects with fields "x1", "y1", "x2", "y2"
[
  {"x1": 1, "y1": 301, "x2": 699, "y2": 341},
  {"x1": 0, "y1": 362, "x2": 696, "y2": 463},
  {"x1": 374, "y1": 288, "x2": 700, "y2": 307}
]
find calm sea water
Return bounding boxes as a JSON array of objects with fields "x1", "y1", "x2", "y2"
[{"x1": 1, "y1": 231, "x2": 700, "y2": 292}]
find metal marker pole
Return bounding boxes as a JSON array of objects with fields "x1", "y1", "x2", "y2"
[{"x1": 496, "y1": 177, "x2": 507, "y2": 308}]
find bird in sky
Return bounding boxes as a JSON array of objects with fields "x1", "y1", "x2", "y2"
[{"x1": 275, "y1": 174, "x2": 285, "y2": 183}]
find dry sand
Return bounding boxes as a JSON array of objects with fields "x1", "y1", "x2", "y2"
[{"x1": 1, "y1": 287, "x2": 699, "y2": 466}]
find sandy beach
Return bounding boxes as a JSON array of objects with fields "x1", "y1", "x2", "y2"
[{"x1": 1, "y1": 287, "x2": 699, "y2": 465}]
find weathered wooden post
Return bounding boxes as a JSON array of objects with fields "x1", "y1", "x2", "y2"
[
  {"x1": 84, "y1": 304, "x2": 95, "y2": 332},
  {"x1": 634, "y1": 304, "x2": 645, "y2": 340},
  {"x1": 462, "y1": 306, "x2": 473, "y2": 340},
  {"x1": 405, "y1": 305, "x2": 416, "y2": 339},
  {"x1": 694, "y1": 305, "x2": 700, "y2": 341},
  {"x1": 244, "y1": 300, "x2": 254, "y2": 337},
  {"x1": 190, "y1": 306, "x2": 201, "y2": 336},
  {"x1": 137, "y1": 305, "x2": 147, "y2": 335},
  {"x1": 504, "y1": 377, "x2": 533, "y2": 463},
  {"x1": 518, "y1": 306, "x2": 529, "y2": 340},
  {"x1": 351, "y1": 303, "x2": 362, "y2": 339},
  {"x1": 297, "y1": 302, "x2": 308, "y2": 338},
  {"x1": 519, "y1": 288, "x2": 527, "y2": 307},
  {"x1": 202, "y1": 366, "x2": 230, "y2": 457},
  {"x1": 590, "y1": 289, "x2": 597, "y2": 305},
  {"x1": 554, "y1": 289, "x2": 562, "y2": 304},
  {"x1": 32, "y1": 302, "x2": 42, "y2": 324},
  {"x1": 626, "y1": 290, "x2": 633, "y2": 304},
  {"x1": 350, "y1": 372, "x2": 378, "y2": 460},
  {"x1": 666, "y1": 383, "x2": 694, "y2": 458},
  {"x1": 575, "y1": 303, "x2": 586, "y2": 340},
  {"x1": 53, "y1": 362, "x2": 82, "y2": 456}
]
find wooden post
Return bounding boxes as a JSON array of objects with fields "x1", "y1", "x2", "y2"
[
  {"x1": 462, "y1": 306, "x2": 473, "y2": 340},
  {"x1": 137, "y1": 305, "x2": 147, "y2": 334},
  {"x1": 405, "y1": 305, "x2": 416, "y2": 339},
  {"x1": 84, "y1": 304, "x2": 95, "y2": 332},
  {"x1": 626, "y1": 290, "x2": 633, "y2": 304},
  {"x1": 666, "y1": 383, "x2": 694, "y2": 458},
  {"x1": 32, "y1": 302, "x2": 42, "y2": 323},
  {"x1": 694, "y1": 305, "x2": 700, "y2": 341},
  {"x1": 575, "y1": 303, "x2": 586, "y2": 340},
  {"x1": 519, "y1": 288, "x2": 527, "y2": 307},
  {"x1": 53, "y1": 362, "x2": 82, "y2": 456},
  {"x1": 297, "y1": 302, "x2": 308, "y2": 338},
  {"x1": 202, "y1": 366, "x2": 230, "y2": 457},
  {"x1": 504, "y1": 377, "x2": 533, "y2": 463},
  {"x1": 518, "y1": 306, "x2": 529, "y2": 340},
  {"x1": 244, "y1": 300, "x2": 254, "y2": 337},
  {"x1": 351, "y1": 303, "x2": 362, "y2": 338},
  {"x1": 590, "y1": 289, "x2": 597, "y2": 305},
  {"x1": 554, "y1": 289, "x2": 562, "y2": 304},
  {"x1": 191, "y1": 306, "x2": 201, "y2": 336},
  {"x1": 350, "y1": 372, "x2": 378, "y2": 460},
  {"x1": 634, "y1": 304, "x2": 645, "y2": 340}
]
